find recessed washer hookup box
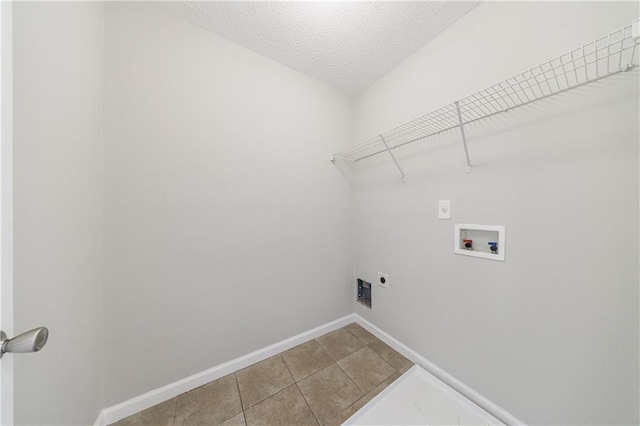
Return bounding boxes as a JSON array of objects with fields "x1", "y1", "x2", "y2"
[{"x1": 454, "y1": 224, "x2": 506, "y2": 262}]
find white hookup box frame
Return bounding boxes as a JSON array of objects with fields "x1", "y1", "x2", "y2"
[{"x1": 454, "y1": 224, "x2": 506, "y2": 262}]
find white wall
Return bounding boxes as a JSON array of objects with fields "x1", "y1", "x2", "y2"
[
  {"x1": 13, "y1": 2, "x2": 104, "y2": 424},
  {"x1": 352, "y1": 2, "x2": 639, "y2": 425},
  {"x1": 11, "y1": 2, "x2": 638, "y2": 423},
  {"x1": 102, "y1": 3, "x2": 353, "y2": 406}
]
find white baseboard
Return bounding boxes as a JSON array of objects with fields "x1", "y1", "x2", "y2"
[
  {"x1": 95, "y1": 314, "x2": 356, "y2": 426},
  {"x1": 353, "y1": 314, "x2": 526, "y2": 426},
  {"x1": 95, "y1": 312, "x2": 524, "y2": 426},
  {"x1": 93, "y1": 410, "x2": 106, "y2": 426}
]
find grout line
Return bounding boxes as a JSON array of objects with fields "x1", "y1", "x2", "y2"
[
  {"x1": 279, "y1": 350, "x2": 320, "y2": 425},
  {"x1": 316, "y1": 332, "x2": 366, "y2": 362},
  {"x1": 313, "y1": 336, "x2": 339, "y2": 362},
  {"x1": 296, "y1": 383, "x2": 319, "y2": 426},
  {"x1": 280, "y1": 349, "x2": 299, "y2": 383},
  {"x1": 302, "y1": 362, "x2": 355, "y2": 425},
  {"x1": 295, "y1": 382, "x2": 321, "y2": 426},
  {"x1": 246, "y1": 383, "x2": 311, "y2": 425},
  {"x1": 282, "y1": 340, "x2": 336, "y2": 384},
  {"x1": 333, "y1": 329, "x2": 403, "y2": 396},
  {"x1": 234, "y1": 373, "x2": 246, "y2": 414},
  {"x1": 334, "y1": 357, "x2": 368, "y2": 396},
  {"x1": 120, "y1": 324, "x2": 405, "y2": 426},
  {"x1": 318, "y1": 325, "x2": 384, "y2": 398},
  {"x1": 241, "y1": 327, "x2": 364, "y2": 419},
  {"x1": 334, "y1": 389, "x2": 371, "y2": 424},
  {"x1": 171, "y1": 397, "x2": 177, "y2": 426},
  {"x1": 280, "y1": 351, "x2": 296, "y2": 382},
  {"x1": 239, "y1": 355, "x2": 296, "y2": 411},
  {"x1": 100, "y1": 315, "x2": 357, "y2": 425},
  {"x1": 332, "y1": 384, "x2": 379, "y2": 425},
  {"x1": 343, "y1": 324, "x2": 366, "y2": 344},
  {"x1": 330, "y1": 369, "x2": 403, "y2": 424}
]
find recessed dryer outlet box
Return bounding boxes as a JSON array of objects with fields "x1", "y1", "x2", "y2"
[
  {"x1": 454, "y1": 224, "x2": 506, "y2": 261},
  {"x1": 357, "y1": 279, "x2": 372, "y2": 308},
  {"x1": 377, "y1": 272, "x2": 389, "y2": 288}
]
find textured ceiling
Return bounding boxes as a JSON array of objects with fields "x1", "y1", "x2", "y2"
[{"x1": 162, "y1": 1, "x2": 479, "y2": 96}]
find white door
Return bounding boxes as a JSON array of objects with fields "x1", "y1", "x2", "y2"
[
  {"x1": 0, "y1": 4, "x2": 49, "y2": 423},
  {"x1": 1, "y1": 2, "x2": 104, "y2": 423},
  {"x1": 0, "y1": 1, "x2": 13, "y2": 422}
]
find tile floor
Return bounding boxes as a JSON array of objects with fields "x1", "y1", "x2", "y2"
[{"x1": 112, "y1": 323, "x2": 413, "y2": 426}]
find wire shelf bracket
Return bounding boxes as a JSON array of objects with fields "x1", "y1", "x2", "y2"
[
  {"x1": 380, "y1": 134, "x2": 408, "y2": 183},
  {"x1": 331, "y1": 19, "x2": 640, "y2": 182},
  {"x1": 455, "y1": 101, "x2": 472, "y2": 174}
]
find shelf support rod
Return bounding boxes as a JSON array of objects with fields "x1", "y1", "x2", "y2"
[
  {"x1": 455, "y1": 101, "x2": 473, "y2": 174},
  {"x1": 380, "y1": 135, "x2": 407, "y2": 183}
]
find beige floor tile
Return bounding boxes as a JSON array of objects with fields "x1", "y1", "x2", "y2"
[
  {"x1": 111, "y1": 398, "x2": 176, "y2": 426},
  {"x1": 114, "y1": 329, "x2": 410, "y2": 426},
  {"x1": 297, "y1": 364, "x2": 363, "y2": 425},
  {"x1": 368, "y1": 371, "x2": 401, "y2": 399},
  {"x1": 324, "y1": 393, "x2": 371, "y2": 426},
  {"x1": 325, "y1": 371, "x2": 402, "y2": 426},
  {"x1": 315, "y1": 328, "x2": 365, "y2": 361},
  {"x1": 236, "y1": 355, "x2": 294, "y2": 409},
  {"x1": 345, "y1": 323, "x2": 376, "y2": 345},
  {"x1": 221, "y1": 412, "x2": 246, "y2": 425},
  {"x1": 244, "y1": 385, "x2": 318, "y2": 426},
  {"x1": 282, "y1": 340, "x2": 334, "y2": 382},
  {"x1": 174, "y1": 374, "x2": 242, "y2": 426},
  {"x1": 368, "y1": 339, "x2": 414, "y2": 372},
  {"x1": 337, "y1": 346, "x2": 396, "y2": 393}
]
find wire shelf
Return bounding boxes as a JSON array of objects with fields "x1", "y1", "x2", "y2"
[{"x1": 331, "y1": 20, "x2": 640, "y2": 179}]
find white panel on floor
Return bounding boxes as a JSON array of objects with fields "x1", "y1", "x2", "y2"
[{"x1": 344, "y1": 366, "x2": 503, "y2": 425}]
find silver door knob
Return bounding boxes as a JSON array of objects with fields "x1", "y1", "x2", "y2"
[{"x1": 0, "y1": 327, "x2": 49, "y2": 359}]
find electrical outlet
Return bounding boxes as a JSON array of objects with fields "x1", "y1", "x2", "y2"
[
  {"x1": 438, "y1": 200, "x2": 451, "y2": 219},
  {"x1": 377, "y1": 272, "x2": 389, "y2": 288}
]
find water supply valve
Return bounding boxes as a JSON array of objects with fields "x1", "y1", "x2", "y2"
[
  {"x1": 488, "y1": 242, "x2": 498, "y2": 254},
  {"x1": 463, "y1": 239, "x2": 473, "y2": 249}
]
